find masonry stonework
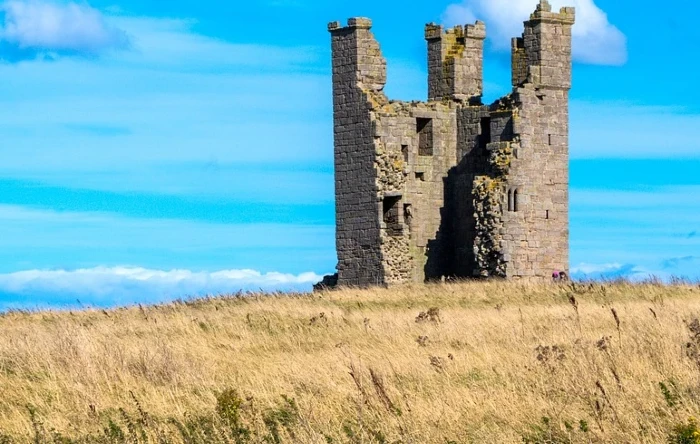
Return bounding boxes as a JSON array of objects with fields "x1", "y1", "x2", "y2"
[{"x1": 328, "y1": 0, "x2": 573, "y2": 286}]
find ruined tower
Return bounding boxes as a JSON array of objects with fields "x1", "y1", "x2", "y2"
[{"x1": 329, "y1": 0, "x2": 574, "y2": 286}]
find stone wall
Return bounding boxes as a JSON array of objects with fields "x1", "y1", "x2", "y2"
[
  {"x1": 511, "y1": 37, "x2": 528, "y2": 87},
  {"x1": 500, "y1": 85, "x2": 569, "y2": 279},
  {"x1": 372, "y1": 100, "x2": 457, "y2": 283}
]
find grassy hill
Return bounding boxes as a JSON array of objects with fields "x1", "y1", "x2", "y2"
[{"x1": 2, "y1": 281, "x2": 700, "y2": 443}]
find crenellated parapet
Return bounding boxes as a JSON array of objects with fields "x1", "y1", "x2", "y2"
[
  {"x1": 328, "y1": 17, "x2": 373, "y2": 31},
  {"x1": 529, "y1": 0, "x2": 576, "y2": 24}
]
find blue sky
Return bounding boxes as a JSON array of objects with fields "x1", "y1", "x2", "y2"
[{"x1": 0, "y1": 0, "x2": 698, "y2": 309}]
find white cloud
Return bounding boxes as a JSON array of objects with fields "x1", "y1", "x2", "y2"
[
  {"x1": 442, "y1": 0, "x2": 626, "y2": 65},
  {"x1": 0, "y1": 266, "x2": 323, "y2": 309},
  {"x1": 0, "y1": 0, "x2": 129, "y2": 60}
]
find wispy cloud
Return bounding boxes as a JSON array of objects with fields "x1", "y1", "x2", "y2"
[
  {"x1": 571, "y1": 262, "x2": 624, "y2": 275},
  {"x1": 0, "y1": 266, "x2": 322, "y2": 310},
  {"x1": 570, "y1": 185, "x2": 700, "y2": 282},
  {"x1": 662, "y1": 256, "x2": 699, "y2": 270},
  {"x1": 0, "y1": 0, "x2": 129, "y2": 62},
  {"x1": 0, "y1": 177, "x2": 334, "y2": 224},
  {"x1": 63, "y1": 123, "x2": 132, "y2": 136},
  {"x1": 571, "y1": 259, "x2": 700, "y2": 282},
  {"x1": 572, "y1": 186, "x2": 700, "y2": 208},
  {"x1": 570, "y1": 102, "x2": 700, "y2": 159},
  {"x1": 0, "y1": 204, "x2": 335, "y2": 279},
  {"x1": 0, "y1": 14, "x2": 330, "y2": 175},
  {"x1": 109, "y1": 16, "x2": 320, "y2": 71},
  {"x1": 570, "y1": 263, "x2": 658, "y2": 280},
  {"x1": 442, "y1": 0, "x2": 627, "y2": 65}
]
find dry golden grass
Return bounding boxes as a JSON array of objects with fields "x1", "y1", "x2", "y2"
[{"x1": 2, "y1": 281, "x2": 700, "y2": 443}]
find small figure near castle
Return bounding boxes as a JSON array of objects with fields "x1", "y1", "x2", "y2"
[{"x1": 552, "y1": 270, "x2": 569, "y2": 282}]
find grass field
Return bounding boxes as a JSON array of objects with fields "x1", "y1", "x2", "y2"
[{"x1": 2, "y1": 280, "x2": 700, "y2": 443}]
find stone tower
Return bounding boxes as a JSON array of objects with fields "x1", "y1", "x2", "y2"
[{"x1": 328, "y1": 0, "x2": 574, "y2": 286}]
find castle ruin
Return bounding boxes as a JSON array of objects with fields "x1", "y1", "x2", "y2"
[{"x1": 328, "y1": 0, "x2": 574, "y2": 286}]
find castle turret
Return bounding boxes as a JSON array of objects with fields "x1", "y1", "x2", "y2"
[
  {"x1": 513, "y1": 0, "x2": 575, "y2": 89},
  {"x1": 329, "y1": 18, "x2": 387, "y2": 93},
  {"x1": 500, "y1": 0, "x2": 575, "y2": 280},
  {"x1": 425, "y1": 22, "x2": 485, "y2": 103},
  {"x1": 328, "y1": 18, "x2": 389, "y2": 286}
]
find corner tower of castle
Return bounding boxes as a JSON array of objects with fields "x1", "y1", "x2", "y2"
[{"x1": 329, "y1": 0, "x2": 574, "y2": 286}]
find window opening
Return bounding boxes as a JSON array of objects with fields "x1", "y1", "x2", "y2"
[
  {"x1": 546, "y1": 210, "x2": 550, "y2": 220},
  {"x1": 383, "y1": 196, "x2": 403, "y2": 236},
  {"x1": 480, "y1": 117, "x2": 491, "y2": 144},
  {"x1": 401, "y1": 145, "x2": 409, "y2": 163},
  {"x1": 415, "y1": 172, "x2": 425, "y2": 182},
  {"x1": 513, "y1": 189, "x2": 520, "y2": 212},
  {"x1": 403, "y1": 204, "x2": 413, "y2": 233},
  {"x1": 417, "y1": 118, "x2": 433, "y2": 156}
]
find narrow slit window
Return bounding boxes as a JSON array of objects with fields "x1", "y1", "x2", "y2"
[
  {"x1": 403, "y1": 204, "x2": 413, "y2": 232},
  {"x1": 548, "y1": 134, "x2": 553, "y2": 145},
  {"x1": 513, "y1": 189, "x2": 520, "y2": 212},
  {"x1": 546, "y1": 210, "x2": 550, "y2": 220},
  {"x1": 508, "y1": 189, "x2": 514, "y2": 212},
  {"x1": 417, "y1": 118, "x2": 433, "y2": 156},
  {"x1": 383, "y1": 195, "x2": 403, "y2": 236},
  {"x1": 401, "y1": 145, "x2": 409, "y2": 163}
]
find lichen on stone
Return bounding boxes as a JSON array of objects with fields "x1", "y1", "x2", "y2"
[
  {"x1": 472, "y1": 176, "x2": 506, "y2": 277},
  {"x1": 471, "y1": 138, "x2": 515, "y2": 278},
  {"x1": 488, "y1": 142, "x2": 514, "y2": 176}
]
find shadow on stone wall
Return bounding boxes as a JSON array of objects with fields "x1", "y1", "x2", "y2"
[{"x1": 423, "y1": 112, "x2": 491, "y2": 281}]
